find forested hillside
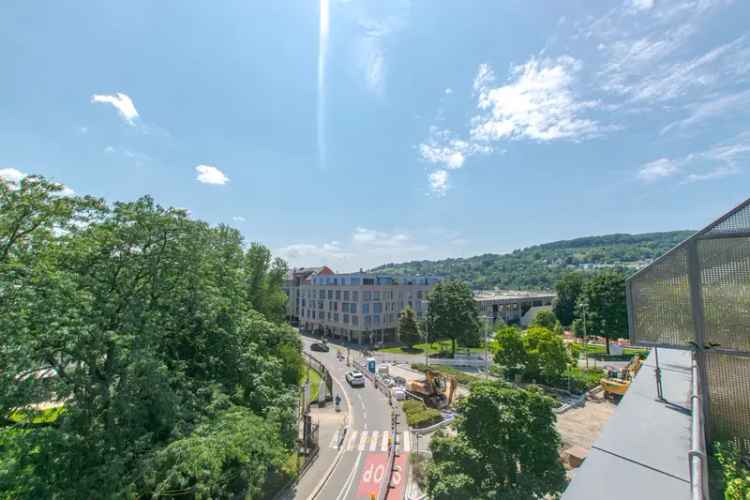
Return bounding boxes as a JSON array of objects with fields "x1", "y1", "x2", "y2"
[{"x1": 371, "y1": 231, "x2": 694, "y2": 290}]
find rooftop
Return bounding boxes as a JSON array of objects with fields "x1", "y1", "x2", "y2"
[
  {"x1": 562, "y1": 348, "x2": 693, "y2": 500},
  {"x1": 473, "y1": 289, "x2": 556, "y2": 301}
]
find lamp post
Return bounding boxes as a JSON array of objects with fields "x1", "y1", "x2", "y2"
[{"x1": 482, "y1": 315, "x2": 493, "y2": 379}]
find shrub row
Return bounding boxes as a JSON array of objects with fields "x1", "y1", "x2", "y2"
[{"x1": 402, "y1": 400, "x2": 443, "y2": 429}]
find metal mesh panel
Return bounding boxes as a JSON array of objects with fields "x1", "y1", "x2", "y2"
[
  {"x1": 629, "y1": 245, "x2": 694, "y2": 346},
  {"x1": 705, "y1": 352, "x2": 750, "y2": 448},
  {"x1": 698, "y1": 237, "x2": 750, "y2": 352},
  {"x1": 705, "y1": 201, "x2": 750, "y2": 235}
]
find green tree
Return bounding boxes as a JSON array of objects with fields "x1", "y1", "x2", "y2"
[
  {"x1": 492, "y1": 326, "x2": 527, "y2": 378},
  {"x1": 426, "y1": 381, "x2": 566, "y2": 500},
  {"x1": 578, "y1": 270, "x2": 628, "y2": 355},
  {"x1": 530, "y1": 309, "x2": 557, "y2": 330},
  {"x1": 426, "y1": 280, "x2": 481, "y2": 356},
  {"x1": 244, "y1": 242, "x2": 289, "y2": 323},
  {"x1": 524, "y1": 327, "x2": 570, "y2": 384},
  {"x1": 398, "y1": 305, "x2": 421, "y2": 349},
  {"x1": 553, "y1": 271, "x2": 586, "y2": 326},
  {"x1": 0, "y1": 180, "x2": 303, "y2": 499}
]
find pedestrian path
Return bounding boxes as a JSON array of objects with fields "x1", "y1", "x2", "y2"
[{"x1": 329, "y1": 429, "x2": 412, "y2": 452}]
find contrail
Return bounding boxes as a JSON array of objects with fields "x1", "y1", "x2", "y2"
[{"x1": 317, "y1": 0, "x2": 330, "y2": 170}]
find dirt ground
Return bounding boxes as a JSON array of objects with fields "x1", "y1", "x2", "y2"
[{"x1": 556, "y1": 389, "x2": 617, "y2": 465}]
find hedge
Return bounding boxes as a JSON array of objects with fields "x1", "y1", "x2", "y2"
[{"x1": 402, "y1": 400, "x2": 443, "y2": 429}]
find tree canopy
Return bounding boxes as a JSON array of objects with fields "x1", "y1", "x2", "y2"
[
  {"x1": 553, "y1": 271, "x2": 586, "y2": 326},
  {"x1": 426, "y1": 381, "x2": 566, "y2": 500},
  {"x1": 426, "y1": 280, "x2": 481, "y2": 356},
  {"x1": 492, "y1": 326, "x2": 570, "y2": 384},
  {"x1": 398, "y1": 305, "x2": 421, "y2": 348},
  {"x1": 577, "y1": 270, "x2": 628, "y2": 355},
  {"x1": 530, "y1": 309, "x2": 558, "y2": 330},
  {"x1": 0, "y1": 176, "x2": 302, "y2": 499}
]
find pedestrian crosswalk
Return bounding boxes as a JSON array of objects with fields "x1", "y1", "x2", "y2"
[{"x1": 331, "y1": 429, "x2": 413, "y2": 452}]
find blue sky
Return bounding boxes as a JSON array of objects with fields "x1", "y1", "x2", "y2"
[{"x1": 2, "y1": 0, "x2": 749, "y2": 271}]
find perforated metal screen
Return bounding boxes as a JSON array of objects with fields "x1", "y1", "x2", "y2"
[{"x1": 627, "y1": 198, "x2": 750, "y2": 446}]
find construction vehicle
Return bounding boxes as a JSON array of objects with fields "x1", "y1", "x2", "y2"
[
  {"x1": 408, "y1": 370, "x2": 457, "y2": 409},
  {"x1": 600, "y1": 355, "x2": 643, "y2": 399}
]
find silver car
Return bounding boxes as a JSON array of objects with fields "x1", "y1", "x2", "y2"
[{"x1": 346, "y1": 370, "x2": 366, "y2": 387}]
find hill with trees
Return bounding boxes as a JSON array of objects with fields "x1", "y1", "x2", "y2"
[{"x1": 370, "y1": 231, "x2": 694, "y2": 290}]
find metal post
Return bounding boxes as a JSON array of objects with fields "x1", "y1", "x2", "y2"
[
  {"x1": 654, "y1": 346, "x2": 664, "y2": 401},
  {"x1": 686, "y1": 240, "x2": 712, "y2": 442}
]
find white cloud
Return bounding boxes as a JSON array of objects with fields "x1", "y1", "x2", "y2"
[
  {"x1": 90, "y1": 93, "x2": 139, "y2": 125},
  {"x1": 353, "y1": 227, "x2": 411, "y2": 247},
  {"x1": 0, "y1": 167, "x2": 26, "y2": 185},
  {"x1": 661, "y1": 89, "x2": 750, "y2": 134},
  {"x1": 195, "y1": 165, "x2": 229, "y2": 185},
  {"x1": 418, "y1": 128, "x2": 493, "y2": 171},
  {"x1": 638, "y1": 158, "x2": 679, "y2": 182},
  {"x1": 471, "y1": 56, "x2": 600, "y2": 142},
  {"x1": 232, "y1": 216, "x2": 246, "y2": 223},
  {"x1": 428, "y1": 170, "x2": 449, "y2": 196},
  {"x1": 104, "y1": 145, "x2": 116, "y2": 153},
  {"x1": 629, "y1": 0, "x2": 655, "y2": 12},
  {"x1": 473, "y1": 63, "x2": 495, "y2": 93},
  {"x1": 445, "y1": 88, "x2": 453, "y2": 95},
  {"x1": 278, "y1": 225, "x2": 429, "y2": 271},
  {"x1": 639, "y1": 133, "x2": 750, "y2": 183}
]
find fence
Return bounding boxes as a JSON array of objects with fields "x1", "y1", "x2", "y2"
[
  {"x1": 627, "y1": 198, "x2": 750, "y2": 455},
  {"x1": 302, "y1": 351, "x2": 333, "y2": 406}
]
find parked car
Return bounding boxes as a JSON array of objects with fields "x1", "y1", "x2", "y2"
[
  {"x1": 310, "y1": 341, "x2": 330, "y2": 352},
  {"x1": 392, "y1": 376, "x2": 407, "y2": 386},
  {"x1": 346, "y1": 370, "x2": 366, "y2": 387}
]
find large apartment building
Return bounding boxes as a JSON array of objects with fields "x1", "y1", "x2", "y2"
[
  {"x1": 298, "y1": 272, "x2": 440, "y2": 345},
  {"x1": 283, "y1": 266, "x2": 334, "y2": 324}
]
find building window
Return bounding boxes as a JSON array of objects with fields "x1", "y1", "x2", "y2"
[
  {"x1": 363, "y1": 291, "x2": 371, "y2": 301},
  {"x1": 344, "y1": 314, "x2": 349, "y2": 324},
  {"x1": 336, "y1": 290, "x2": 341, "y2": 300},
  {"x1": 353, "y1": 291, "x2": 359, "y2": 302},
  {"x1": 362, "y1": 303, "x2": 370, "y2": 314},
  {"x1": 374, "y1": 303, "x2": 382, "y2": 314},
  {"x1": 327, "y1": 312, "x2": 331, "y2": 320},
  {"x1": 374, "y1": 291, "x2": 381, "y2": 300},
  {"x1": 334, "y1": 313, "x2": 339, "y2": 322},
  {"x1": 327, "y1": 290, "x2": 333, "y2": 299},
  {"x1": 352, "y1": 315, "x2": 359, "y2": 325},
  {"x1": 417, "y1": 290, "x2": 424, "y2": 299},
  {"x1": 344, "y1": 290, "x2": 350, "y2": 301}
]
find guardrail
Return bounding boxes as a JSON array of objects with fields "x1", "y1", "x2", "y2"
[{"x1": 689, "y1": 353, "x2": 709, "y2": 500}]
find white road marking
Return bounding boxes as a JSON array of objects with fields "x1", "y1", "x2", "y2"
[
  {"x1": 358, "y1": 430, "x2": 369, "y2": 451},
  {"x1": 403, "y1": 431, "x2": 411, "y2": 453},
  {"x1": 347, "y1": 430, "x2": 359, "y2": 452},
  {"x1": 381, "y1": 430, "x2": 389, "y2": 451},
  {"x1": 369, "y1": 430, "x2": 380, "y2": 452},
  {"x1": 334, "y1": 452, "x2": 362, "y2": 500},
  {"x1": 328, "y1": 430, "x2": 340, "y2": 450}
]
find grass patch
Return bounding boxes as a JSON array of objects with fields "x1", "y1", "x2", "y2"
[
  {"x1": 580, "y1": 344, "x2": 649, "y2": 361},
  {"x1": 410, "y1": 363, "x2": 481, "y2": 386},
  {"x1": 301, "y1": 365, "x2": 323, "y2": 403},
  {"x1": 402, "y1": 400, "x2": 443, "y2": 429},
  {"x1": 378, "y1": 339, "x2": 486, "y2": 356},
  {"x1": 556, "y1": 367, "x2": 605, "y2": 394}
]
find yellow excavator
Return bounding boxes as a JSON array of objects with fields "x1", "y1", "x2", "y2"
[
  {"x1": 408, "y1": 370, "x2": 457, "y2": 409},
  {"x1": 600, "y1": 355, "x2": 643, "y2": 399}
]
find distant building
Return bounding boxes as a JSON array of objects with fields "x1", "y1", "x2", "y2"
[
  {"x1": 283, "y1": 266, "x2": 334, "y2": 324},
  {"x1": 299, "y1": 272, "x2": 440, "y2": 345},
  {"x1": 474, "y1": 290, "x2": 556, "y2": 325}
]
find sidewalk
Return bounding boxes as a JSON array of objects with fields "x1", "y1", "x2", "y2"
[{"x1": 277, "y1": 402, "x2": 347, "y2": 500}]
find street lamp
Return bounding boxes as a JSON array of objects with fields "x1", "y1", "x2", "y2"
[{"x1": 482, "y1": 315, "x2": 494, "y2": 379}]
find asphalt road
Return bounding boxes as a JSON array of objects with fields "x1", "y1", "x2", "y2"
[{"x1": 301, "y1": 337, "x2": 409, "y2": 500}]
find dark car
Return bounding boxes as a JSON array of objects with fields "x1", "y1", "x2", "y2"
[{"x1": 310, "y1": 341, "x2": 330, "y2": 352}]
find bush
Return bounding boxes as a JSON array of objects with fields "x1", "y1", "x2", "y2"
[
  {"x1": 402, "y1": 400, "x2": 443, "y2": 429},
  {"x1": 713, "y1": 441, "x2": 750, "y2": 499},
  {"x1": 558, "y1": 367, "x2": 604, "y2": 394}
]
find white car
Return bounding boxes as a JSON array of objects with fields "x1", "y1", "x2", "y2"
[{"x1": 346, "y1": 370, "x2": 366, "y2": 387}]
